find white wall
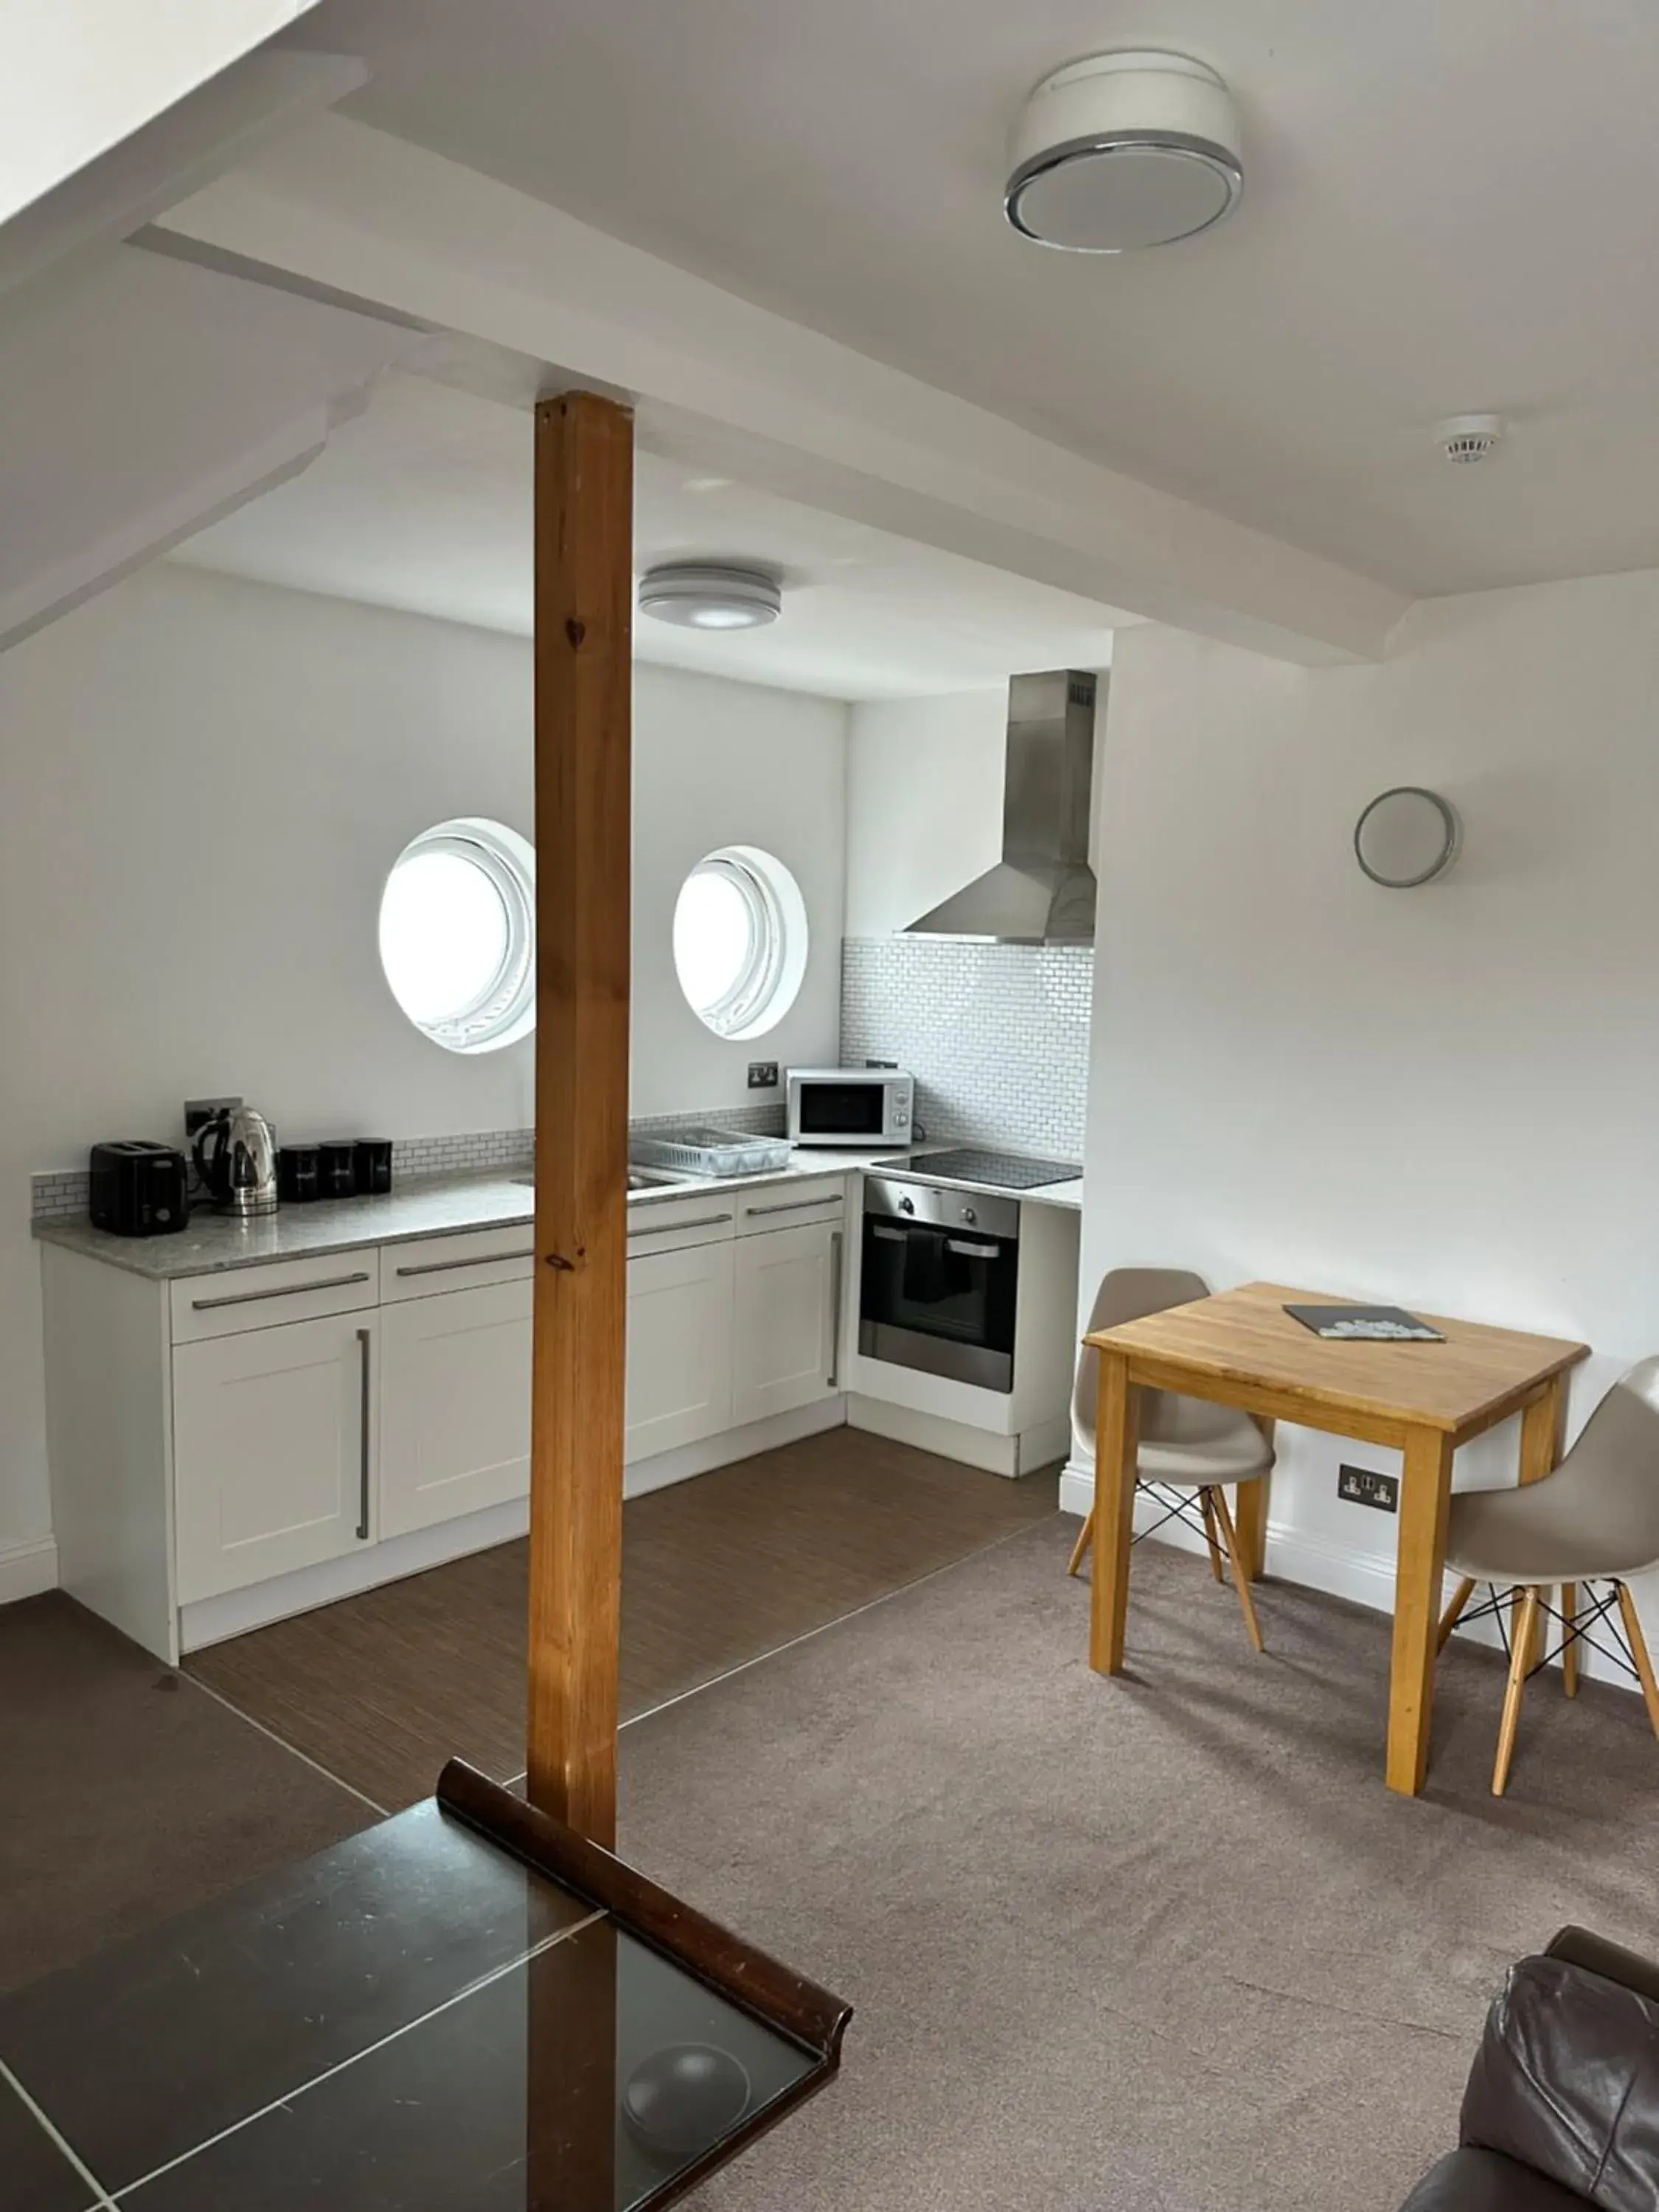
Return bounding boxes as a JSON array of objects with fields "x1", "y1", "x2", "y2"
[
  {"x1": 0, "y1": 564, "x2": 846, "y2": 1574},
  {"x1": 844, "y1": 689, "x2": 1007, "y2": 936},
  {"x1": 1073, "y1": 570, "x2": 1659, "y2": 1655},
  {"x1": 631, "y1": 660, "x2": 846, "y2": 1115}
]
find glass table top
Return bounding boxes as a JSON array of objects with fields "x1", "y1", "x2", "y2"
[{"x1": 0, "y1": 1790, "x2": 841, "y2": 2211}]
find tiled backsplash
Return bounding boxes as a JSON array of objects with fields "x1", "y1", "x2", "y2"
[
  {"x1": 29, "y1": 1109, "x2": 785, "y2": 1221},
  {"x1": 840, "y1": 936, "x2": 1093, "y2": 1160}
]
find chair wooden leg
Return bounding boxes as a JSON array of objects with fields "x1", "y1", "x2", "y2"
[
  {"x1": 1493, "y1": 1586, "x2": 1540, "y2": 1796},
  {"x1": 1067, "y1": 1507, "x2": 1094, "y2": 1578},
  {"x1": 1198, "y1": 1489, "x2": 1225, "y2": 1583},
  {"x1": 1208, "y1": 1486, "x2": 1265, "y2": 1654},
  {"x1": 1438, "y1": 1576, "x2": 1476, "y2": 1654},
  {"x1": 1615, "y1": 1583, "x2": 1659, "y2": 1739},
  {"x1": 1561, "y1": 1583, "x2": 1579, "y2": 1699}
]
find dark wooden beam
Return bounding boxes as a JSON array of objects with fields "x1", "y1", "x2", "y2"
[{"x1": 526, "y1": 388, "x2": 634, "y2": 1846}]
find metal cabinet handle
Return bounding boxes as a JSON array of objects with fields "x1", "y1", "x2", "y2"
[
  {"x1": 827, "y1": 1228, "x2": 844, "y2": 1390},
  {"x1": 870, "y1": 1224, "x2": 906, "y2": 1243},
  {"x1": 946, "y1": 1239, "x2": 1001, "y2": 1259},
  {"x1": 191, "y1": 1270, "x2": 372, "y2": 1312},
  {"x1": 355, "y1": 1326, "x2": 372, "y2": 1541},
  {"x1": 745, "y1": 1194, "x2": 842, "y2": 1218},
  {"x1": 395, "y1": 1250, "x2": 534, "y2": 1277},
  {"x1": 627, "y1": 1211, "x2": 733, "y2": 1237}
]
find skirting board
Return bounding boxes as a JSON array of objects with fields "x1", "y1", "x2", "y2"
[
  {"x1": 0, "y1": 1536, "x2": 58, "y2": 1606},
  {"x1": 849, "y1": 1395, "x2": 1069, "y2": 1477},
  {"x1": 1058, "y1": 1462, "x2": 1652, "y2": 1695},
  {"x1": 182, "y1": 1399, "x2": 848, "y2": 1651}
]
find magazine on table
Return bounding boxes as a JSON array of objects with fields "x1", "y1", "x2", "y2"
[{"x1": 1283, "y1": 1303, "x2": 1444, "y2": 1343}]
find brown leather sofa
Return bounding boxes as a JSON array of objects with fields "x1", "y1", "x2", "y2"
[{"x1": 1402, "y1": 1927, "x2": 1659, "y2": 2209}]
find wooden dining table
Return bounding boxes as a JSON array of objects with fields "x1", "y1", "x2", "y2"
[{"x1": 1084, "y1": 1281, "x2": 1590, "y2": 1795}]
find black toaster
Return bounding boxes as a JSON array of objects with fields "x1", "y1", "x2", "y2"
[{"x1": 88, "y1": 1141, "x2": 190, "y2": 1237}]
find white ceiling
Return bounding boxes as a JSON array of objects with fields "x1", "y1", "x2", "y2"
[
  {"x1": 285, "y1": 0, "x2": 1659, "y2": 599},
  {"x1": 174, "y1": 372, "x2": 1130, "y2": 698}
]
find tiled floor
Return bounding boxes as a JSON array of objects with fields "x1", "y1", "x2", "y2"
[
  {"x1": 186, "y1": 1429, "x2": 1058, "y2": 1810},
  {"x1": 1, "y1": 1433, "x2": 1056, "y2": 1989}
]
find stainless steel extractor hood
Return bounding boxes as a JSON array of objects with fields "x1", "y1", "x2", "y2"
[{"x1": 905, "y1": 669, "x2": 1101, "y2": 944}]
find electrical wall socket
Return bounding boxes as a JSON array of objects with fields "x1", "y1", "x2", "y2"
[
  {"x1": 184, "y1": 1095, "x2": 241, "y2": 1137},
  {"x1": 1338, "y1": 1464, "x2": 1399, "y2": 1514},
  {"x1": 746, "y1": 1062, "x2": 779, "y2": 1090}
]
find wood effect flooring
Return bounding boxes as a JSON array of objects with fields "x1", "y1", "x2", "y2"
[{"x1": 185, "y1": 1427, "x2": 1057, "y2": 1813}]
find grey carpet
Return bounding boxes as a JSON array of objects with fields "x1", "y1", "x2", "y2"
[
  {"x1": 622, "y1": 1520, "x2": 1659, "y2": 2212},
  {"x1": 0, "y1": 1594, "x2": 372, "y2": 1994}
]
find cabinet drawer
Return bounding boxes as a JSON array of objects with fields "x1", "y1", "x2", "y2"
[
  {"x1": 380, "y1": 1224, "x2": 537, "y2": 1301},
  {"x1": 171, "y1": 1251, "x2": 380, "y2": 1343},
  {"x1": 625, "y1": 1190, "x2": 738, "y2": 1258},
  {"x1": 733, "y1": 1175, "x2": 846, "y2": 1235}
]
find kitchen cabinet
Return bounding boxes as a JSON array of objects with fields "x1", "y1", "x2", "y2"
[
  {"x1": 625, "y1": 1239, "x2": 736, "y2": 1461},
  {"x1": 43, "y1": 1170, "x2": 852, "y2": 1662},
  {"x1": 731, "y1": 1220, "x2": 844, "y2": 1427},
  {"x1": 379, "y1": 1279, "x2": 532, "y2": 1537},
  {"x1": 173, "y1": 1311, "x2": 375, "y2": 1604}
]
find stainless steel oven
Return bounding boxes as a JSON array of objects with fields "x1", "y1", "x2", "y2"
[{"x1": 858, "y1": 1175, "x2": 1020, "y2": 1392}]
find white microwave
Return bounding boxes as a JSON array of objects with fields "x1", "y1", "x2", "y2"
[{"x1": 787, "y1": 1068, "x2": 914, "y2": 1148}]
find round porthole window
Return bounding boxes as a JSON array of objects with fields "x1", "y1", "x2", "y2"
[
  {"x1": 378, "y1": 817, "x2": 536, "y2": 1053},
  {"x1": 672, "y1": 845, "x2": 807, "y2": 1040}
]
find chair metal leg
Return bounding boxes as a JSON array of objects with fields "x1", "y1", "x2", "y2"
[
  {"x1": 1208, "y1": 1485, "x2": 1265, "y2": 1653},
  {"x1": 1438, "y1": 1576, "x2": 1476, "y2": 1654},
  {"x1": 1198, "y1": 1489, "x2": 1226, "y2": 1583},
  {"x1": 1615, "y1": 1583, "x2": 1659, "y2": 1739},
  {"x1": 1561, "y1": 1583, "x2": 1579, "y2": 1698},
  {"x1": 1067, "y1": 1508, "x2": 1094, "y2": 1578},
  {"x1": 1493, "y1": 1586, "x2": 1540, "y2": 1796}
]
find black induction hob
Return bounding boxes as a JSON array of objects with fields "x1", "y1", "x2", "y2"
[{"x1": 877, "y1": 1147, "x2": 1081, "y2": 1191}]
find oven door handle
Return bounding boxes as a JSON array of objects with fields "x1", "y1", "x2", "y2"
[
  {"x1": 869, "y1": 1223, "x2": 908, "y2": 1242},
  {"x1": 945, "y1": 1238, "x2": 1002, "y2": 1259}
]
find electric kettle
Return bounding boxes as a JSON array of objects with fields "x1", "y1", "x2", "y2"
[{"x1": 193, "y1": 1105, "x2": 279, "y2": 1217}]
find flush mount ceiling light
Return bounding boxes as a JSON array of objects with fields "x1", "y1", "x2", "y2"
[
  {"x1": 1005, "y1": 50, "x2": 1243, "y2": 253},
  {"x1": 638, "y1": 562, "x2": 782, "y2": 630}
]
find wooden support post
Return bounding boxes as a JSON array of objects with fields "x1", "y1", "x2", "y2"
[{"x1": 526, "y1": 389, "x2": 634, "y2": 1848}]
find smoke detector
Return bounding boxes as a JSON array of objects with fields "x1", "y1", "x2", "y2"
[
  {"x1": 1436, "y1": 414, "x2": 1505, "y2": 465},
  {"x1": 1005, "y1": 51, "x2": 1243, "y2": 253}
]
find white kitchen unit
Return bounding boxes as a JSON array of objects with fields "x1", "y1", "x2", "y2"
[
  {"x1": 174, "y1": 1310, "x2": 378, "y2": 1601},
  {"x1": 732, "y1": 1216, "x2": 845, "y2": 1425},
  {"x1": 624, "y1": 1239, "x2": 736, "y2": 1458},
  {"x1": 41, "y1": 1170, "x2": 850, "y2": 1662}
]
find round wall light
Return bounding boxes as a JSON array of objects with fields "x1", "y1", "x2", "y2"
[
  {"x1": 1354, "y1": 787, "x2": 1463, "y2": 888},
  {"x1": 1004, "y1": 51, "x2": 1243, "y2": 253},
  {"x1": 639, "y1": 562, "x2": 782, "y2": 630}
]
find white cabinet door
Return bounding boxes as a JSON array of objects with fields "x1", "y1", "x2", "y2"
[
  {"x1": 731, "y1": 1219, "x2": 844, "y2": 1427},
  {"x1": 379, "y1": 1279, "x2": 532, "y2": 1537},
  {"x1": 173, "y1": 1313, "x2": 374, "y2": 1604},
  {"x1": 626, "y1": 1239, "x2": 734, "y2": 1462}
]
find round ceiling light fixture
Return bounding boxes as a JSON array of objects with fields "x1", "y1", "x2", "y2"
[
  {"x1": 638, "y1": 562, "x2": 782, "y2": 631},
  {"x1": 1004, "y1": 51, "x2": 1243, "y2": 253}
]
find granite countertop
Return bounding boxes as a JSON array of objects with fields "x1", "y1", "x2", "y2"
[{"x1": 33, "y1": 1144, "x2": 1082, "y2": 1281}]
